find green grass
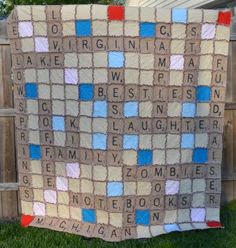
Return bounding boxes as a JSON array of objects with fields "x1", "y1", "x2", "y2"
[{"x1": 1, "y1": 202, "x2": 236, "y2": 248}]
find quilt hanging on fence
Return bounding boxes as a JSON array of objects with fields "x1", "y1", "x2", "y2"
[{"x1": 7, "y1": 5, "x2": 231, "y2": 241}]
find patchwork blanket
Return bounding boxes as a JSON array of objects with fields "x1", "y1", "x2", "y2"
[{"x1": 7, "y1": 5, "x2": 231, "y2": 241}]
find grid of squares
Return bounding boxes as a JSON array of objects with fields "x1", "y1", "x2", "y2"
[{"x1": 8, "y1": 4, "x2": 230, "y2": 241}]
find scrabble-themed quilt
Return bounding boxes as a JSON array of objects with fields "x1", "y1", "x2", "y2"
[{"x1": 7, "y1": 5, "x2": 231, "y2": 241}]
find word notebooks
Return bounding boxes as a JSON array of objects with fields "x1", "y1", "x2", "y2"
[{"x1": 7, "y1": 5, "x2": 231, "y2": 242}]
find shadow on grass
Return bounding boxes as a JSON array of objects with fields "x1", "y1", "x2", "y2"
[{"x1": 0, "y1": 201, "x2": 236, "y2": 248}]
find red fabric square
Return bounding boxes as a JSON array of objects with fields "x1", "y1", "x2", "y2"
[
  {"x1": 21, "y1": 214, "x2": 34, "y2": 227},
  {"x1": 217, "y1": 11, "x2": 232, "y2": 26},
  {"x1": 207, "y1": 221, "x2": 222, "y2": 228},
  {"x1": 108, "y1": 6, "x2": 124, "y2": 21}
]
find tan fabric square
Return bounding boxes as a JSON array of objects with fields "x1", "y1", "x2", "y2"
[
  {"x1": 32, "y1": 175, "x2": 43, "y2": 188},
  {"x1": 63, "y1": 22, "x2": 76, "y2": 36},
  {"x1": 52, "y1": 100, "x2": 64, "y2": 115},
  {"x1": 198, "y1": 71, "x2": 212, "y2": 86},
  {"x1": 123, "y1": 150, "x2": 137, "y2": 165},
  {"x1": 139, "y1": 102, "x2": 153, "y2": 117},
  {"x1": 38, "y1": 69, "x2": 49, "y2": 83},
  {"x1": 94, "y1": 182, "x2": 106, "y2": 195},
  {"x1": 25, "y1": 69, "x2": 36, "y2": 82},
  {"x1": 124, "y1": 22, "x2": 139, "y2": 36},
  {"x1": 55, "y1": 162, "x2": 66, "y2": 176},
  {"x1": 140, "y1": 7, "x2": 155, "y2": 22},
  {"x1": 195, "y1": 133, "x2": 208, "y2": 147},
  {"x1": 196, "y1": 103, "x2": 210, "y2": 116},
  {"x1": 140, "y1": 54, "x2": 154, "y2": 69},
  {"x1": 80, "y1": 133, "x2": 92, "y2": 149},
  {"x1": 69, "y1": 179, "x2": 80, "y2": 192},
  {"x1": 34, "y1": 22, "x2": 47, "y2": 36},
  {"x1": 33, "y1": 189, "x2": 43, "y2": 201},
  {"x1": 137, "y1": 182, "x2": 151, "y2": 195},
  {"x1": 79, "y1": 69, "x2": 93, "y2": 83},
  {"x1": 76, "y1": 5, "x2": 91, "y2": 19},
  {"x1": 79, "y1": 117, "x2": 91, "y2": 133},
  {"x1": 181, "y1": 149, "x2": 192, "y2": 163},
  {"x1": 109, "y1": 213, "x2": 122, "y2": 227},
  {"x1": 78, "y1": 53, "x2": 92, "y2": 68},
  {"x1": 58, "y1": 205, "x2": 69, "y2": 219},
  {"x1": 97, "y1": 210, "x2": 108, "y2": 224},
  {"x1": 81, "y1": 179, "x2": 93, "y2": 193},
  {"x1": 58, "y1": 192, "x2": 69, "y2": 204},
  {"x1": 92, "y1": 5, "x2": 107, "y2": 19},
  {"x1": 46, "y1": 204, "x2": 57, "y2": 217},
  {"x1": 51, "y1": 69, "x2": 64, "y2": 84},
  {"x1": 166, "y1": 149, "x2": 180, "y2": 164},
  {"x1": 61, "y1": 5, "x2": 76, "y2": 20},
  {"x1": 170, "y1": 71, "x2": 183, "y2": 85},
  {"x1": 52, "y1": 85, "x2": 64, "y2": 99},
  {"x1": 94, "y1": 69, "x2": 107, "y2": 84},
  {"x1": 203, "y1": 10, "x2": 218, "y2": 22},
  {"x1": 139, "y1": 134, "x2": 152, "y2": 149},
  {"x1": 137, "y1": 226, "x2": 151, "y2": 238},
  {"x1": 31, "y1": 160, "x2": 42, "y2": 174},
  {"x1": 164, "y1": 210, "x2": 177, "y2": 223},
  {"x1": 172, "y1": 24, "x2": 186, "y2": 39},
  {"x1": 21, "y1": 201, "x2": 33, "y2": 215},
  {"x1": 168, "y1": 103, "x2": 181, "y2": 116},
  {"x1": 80, "y1": 164, "x2": 92, "y2": 179},
  {"x1": 93, "y1": 52, "x2": 107, "y2": 67},
  {"x1": 215, "y1": 41, "x2": 229, "y2": 56},
  {"x1": 188, "y1": 9, "x2": 202, "y2": 23},
  {"x1": 171, "y1": 40, "x2": 185, "y2": 54},
  {"x1": 124, "y1": 182, "x2": 136, "y2": 195},
  {"x1": 140, "y1": 70, "x2": 154, "y2": 85},
  {"x1": 167, "y1": 134, "x2": 180, "y2": 148},
  {"x1": 109, "y1": 22, "x2": 123, "y2": 36},
  {"x1": 64, "y1": 53, "x2": 78, "y2": 67},
  {"x1": 125, "y1": 69, "x2": 139, "y2": 84},
  {"x1": 21, "y1": 38, "x2": 34, "y2": 52},
  {"x1": 125, "y1": 53, "x2": 139, "y2": 68},
  {"x1": 70, "y1": 207, "x2": 82, "y2": 221},
  {"x1": 153, "y1": 134, "x2": 166, "y2": 148},
  {"x1": 216, "y1": 25, "x2": 230, "y2": 40},
  {"x1": 153, "y1": 150, "x2": 165, "y2": 164},
  {"x1": 93, "y1": 166, "x2": 107, "y2": 181},
  {"x1": 93, "y1": 118, "x2": 107, "y2": 133},
  {"x1": 199, "y1": 55, "x2": 213, "y2": 70},
  {"x1": 156, "y1": 8, "x2": 171, "y2": 22},
  {"x1": 108, "y1": 167, "x2": 122, "y2": 181},
  {"x1": 17, "y1": 6, "x2": 31, "y2": 20},
  {"x1": 125, "y1": 6, "x2": 139, "y2": 21},
  {"x1": 32, "y1": 6, "x2": 46, "y2": 20},
  {"x1": 92, "y1": 21, "x2": 107, "y2": 36},
  {"x1": 201, "y1": 40, "x2": 214, "y2": 54}
]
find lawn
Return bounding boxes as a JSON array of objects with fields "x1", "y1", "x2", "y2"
[{"x1": 1, "y1": 201, "x2": 236, "y2": 248}]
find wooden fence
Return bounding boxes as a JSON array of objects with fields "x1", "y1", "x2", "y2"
[{"x1": 0, "y1": 18, "x2": 236, "y2": 218}]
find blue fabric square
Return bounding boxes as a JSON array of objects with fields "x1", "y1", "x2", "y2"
[
  {"x1": 124, "y1": 102, "x2": 138, "y2": 117},
  {"x1": 196, "y1": 86, "x2": 211, "y2": 102},
  {"x1": 93, "y1": 101, "x2": 107, "y2": 117},
  {"x1": 181, "y1": 133, "x2": 194, "y2": 148},
  {"x1": 75, "y1": 20, "x2": 91, "y2": 37},
  {"x1": 172, "y1": 8, "x2": 187, "y2": 23},
  {"x1": 182, "y1": 103, "x2": 196, "y2": 117},
  {"x1": 29, "y1": 144, "x2": 41, "y2": 160},
  {"x1": 25, "y1": 83, "x2": 38, "y2": 99},
  {"x1": 52, "y1": 116, "x2": 65, "y2": 131},
  {"x1": 108, "y1": 52, "x2": 124, "y2": 68},
  {"x1": 138, "y1": 150, "x2": 153, "y2": 166},
  {"x1": 123, "y1": 135, "x2": 138, "y2": 149},
  {"x1": 93, "y1": 133, "x2": 107, "y2": 150},
  {"x1": 193, "y1": 148, "x2": 208, "y2": 163},
  {"x1": 135, "y1": 210, "x2": 150, "y2": 225},
  {"x1": 164, "y1": 224, "x2": 181, "y2": 233},
  {"x1": 79, "y1": 84, "x2": 94, "y2": 101},
  {"x1": 107, "y1": 182, "x2": 123, "y2": 197},
  {"x1": 82, "y1": 209, "x2": 96, "y2": 223},
  {"x1": 140, "y1": 22, "x2": 155, "y2": 38}
]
